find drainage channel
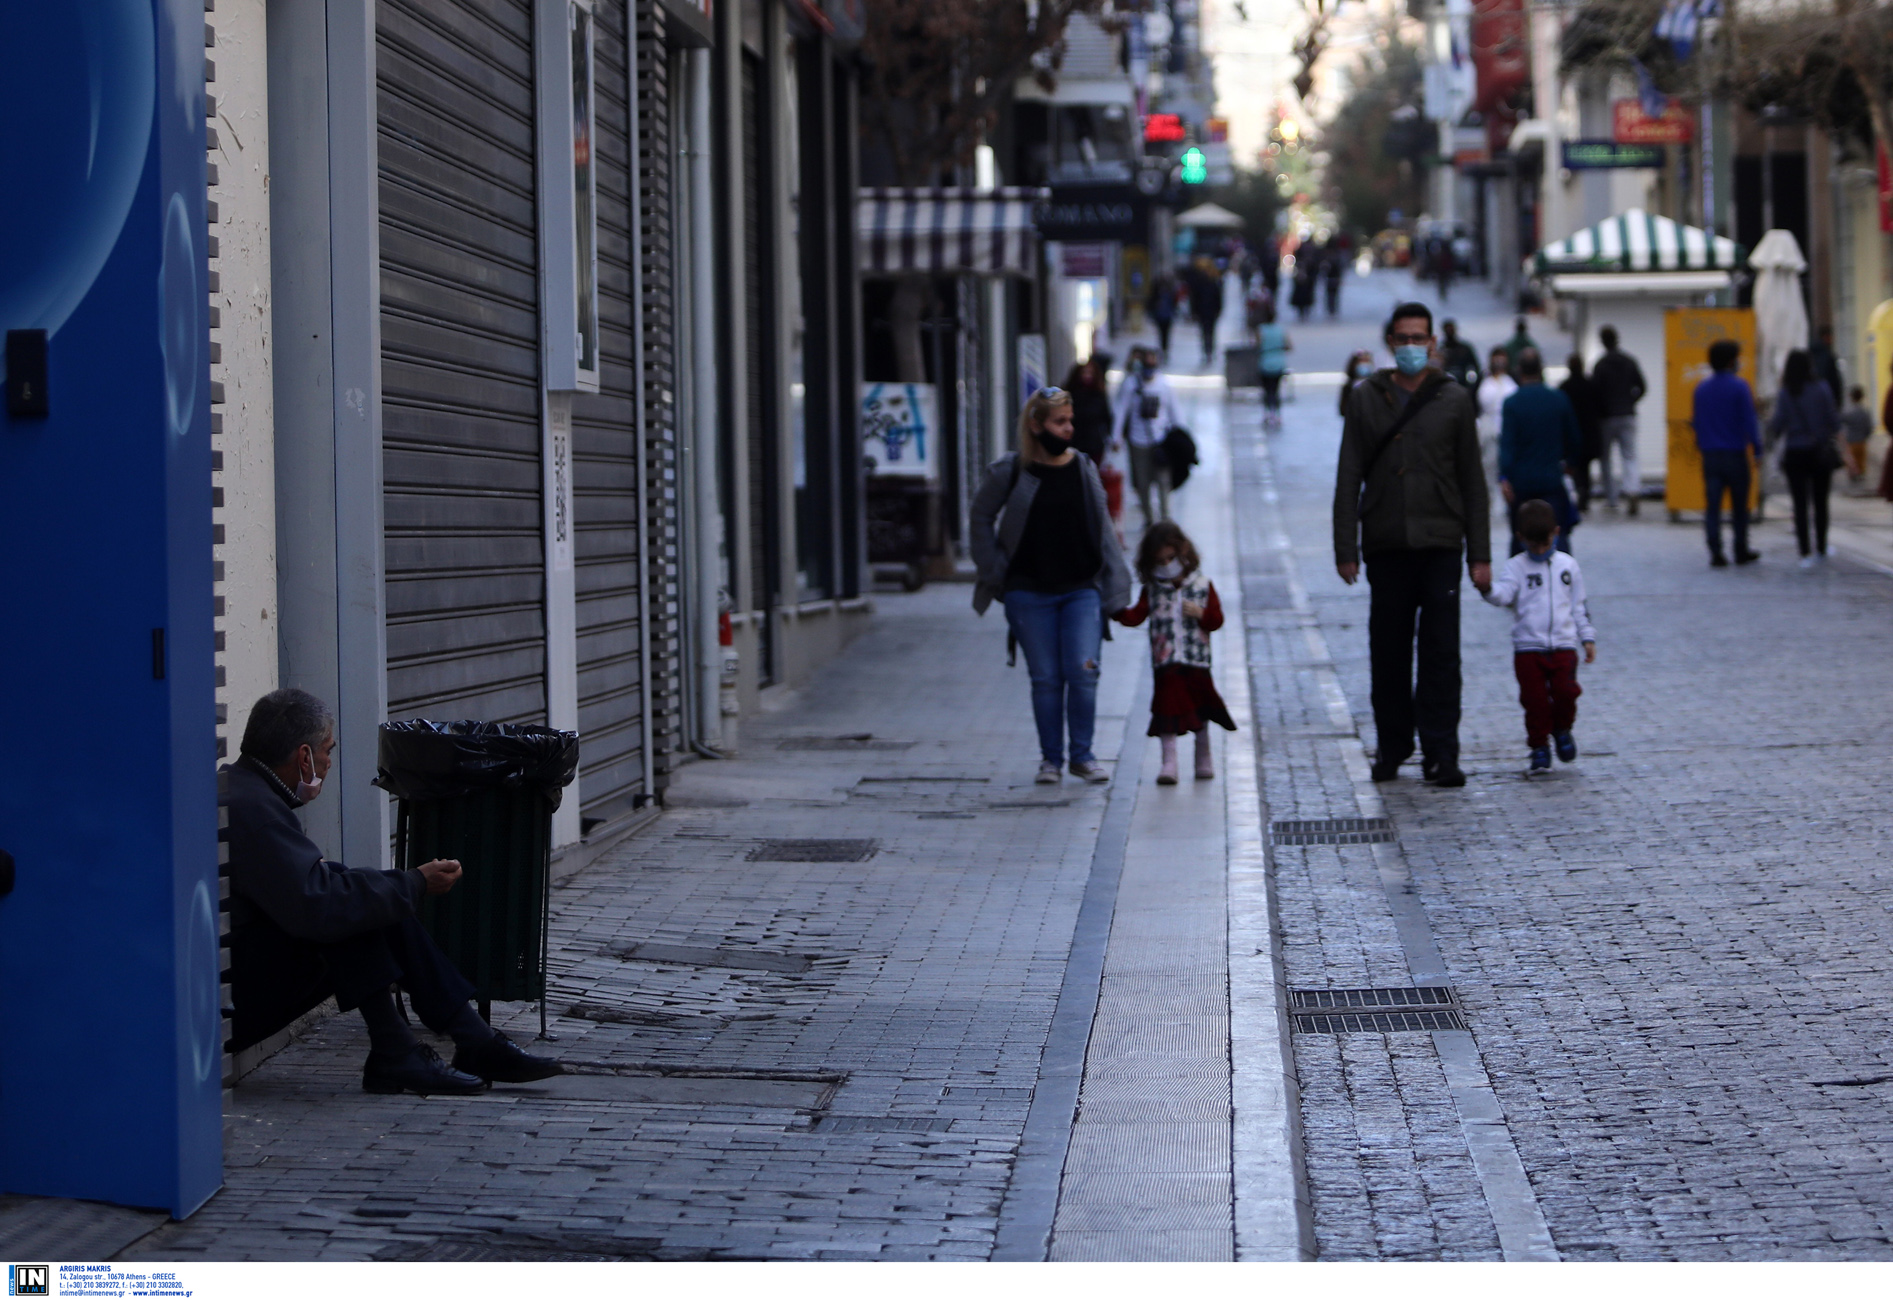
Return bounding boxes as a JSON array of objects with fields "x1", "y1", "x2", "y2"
[{"x1": 1236, "y1": 404, "x2": 1558, "y2": 1263}]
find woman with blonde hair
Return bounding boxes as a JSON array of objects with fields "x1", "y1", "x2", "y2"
[{"x1": 970, "y1": 386, "x2": 1134, "y2": 783}]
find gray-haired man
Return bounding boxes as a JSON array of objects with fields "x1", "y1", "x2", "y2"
[{"x1": 224, "y1": 688, "x2": 561, "y2": 1096}]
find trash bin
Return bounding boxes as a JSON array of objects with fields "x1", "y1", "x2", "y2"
[{"x1": 374, "y1": 720, "x2": 579, "y2": 1016}]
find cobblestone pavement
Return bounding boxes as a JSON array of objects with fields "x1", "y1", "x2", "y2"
[
  {"x1": 121, "y1": 586, "x2": 1149, "y2": 1262},
  {"x1": 1250, "y1": 274, "x2": 1893, "y2": 1259}
]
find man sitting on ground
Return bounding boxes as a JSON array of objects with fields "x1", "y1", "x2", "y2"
[{"x1": 225, "y1": 688, "x2": 562, "y2": 1096}]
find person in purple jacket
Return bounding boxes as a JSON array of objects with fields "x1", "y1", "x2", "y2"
[{"x1": 1691, "y1": 339, "x2": 1763, "y2": 567}]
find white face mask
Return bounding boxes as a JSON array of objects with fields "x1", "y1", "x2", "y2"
[
  {"x1": 295, "y1": 749, "x2": 325, "y2": 804},
  {"x1": 1154, "y1": 559, "x2": 1185, "y2": 581}
]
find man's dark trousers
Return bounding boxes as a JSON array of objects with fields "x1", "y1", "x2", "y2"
[
  {"x1": 1701, "y1": 448, "x2": 1751, "y2": 558},
  {"x1": 1366, "y1": 548, "x2": 1463, "y2": 766},
  {"x1": 230, "y1": 911, "x2": 478, "y2": 1052}
]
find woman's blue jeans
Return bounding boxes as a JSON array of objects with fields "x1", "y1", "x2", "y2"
[{"x1": 1003, "y1": 587, "x2": 1103, "y2": 765}]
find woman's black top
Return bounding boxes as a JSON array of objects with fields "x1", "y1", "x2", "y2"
[
  {"x1": 1007, "y1": 458, "x2": 1102, "y2": 594},
  {"x1": 1069, "y1": 386, "x2": 1114, "y2": 461}
]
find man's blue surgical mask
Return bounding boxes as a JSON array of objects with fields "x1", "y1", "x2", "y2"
[{"x1": 1393, "y1": 345, "x2": 1430, "y2": 376}]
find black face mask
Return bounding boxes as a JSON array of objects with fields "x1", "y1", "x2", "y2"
[{"x1": 1036, "y1": 430, "x2": 1072, "y2": 457}]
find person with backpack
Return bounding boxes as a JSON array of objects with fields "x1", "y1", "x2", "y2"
[
  {"x1": 1332, "y1": 302, "x2": 1492, "y2": 787},
  {"x1": 1114, "y1": 347, "x2": 1183, "y2": 526},
  {"x1": 970, "y1": 386, "x2": 1134, "y2": 785}
]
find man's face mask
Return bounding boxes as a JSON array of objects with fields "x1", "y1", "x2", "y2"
[
  {"x1": 296, "y1": 746, "x2": 325, "y2": 804},
  {"x1": 1393, "y1": 345, "x2": 1430, "y2": 376}
]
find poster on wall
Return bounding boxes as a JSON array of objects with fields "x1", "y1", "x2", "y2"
[
  {"x1": 1018, "y1": 333, "x2": 1047, "y2": 406},
  {"x1": 862, "y1": 383, "x2": 940, "y2": 480}
]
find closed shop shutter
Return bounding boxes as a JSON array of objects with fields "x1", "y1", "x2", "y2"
[
  {"x1": 742, "y1": 49, "x2": 777, "y2": 681},
  {"x1": 571, "y1": 4, "x2": 648, "y2": 822},
  {"x1": 378, "y1": 0, "x2": 546, "y2": 724}
]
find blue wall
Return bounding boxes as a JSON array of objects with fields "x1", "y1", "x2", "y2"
[{"x1": 0, "y1": 1, "x2": 223, "y2": 1217}]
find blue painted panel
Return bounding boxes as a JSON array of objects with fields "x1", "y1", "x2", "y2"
[{"x1": 0, "y1": 0, "x2": 222, "y2": 1217}]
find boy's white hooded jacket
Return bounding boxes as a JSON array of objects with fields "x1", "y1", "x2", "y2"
[{"x1": 1484, "y1": 549, "x2": 1595, "y2": 651}]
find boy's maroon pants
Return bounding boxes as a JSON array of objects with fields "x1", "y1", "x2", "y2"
[{"x1": 1514, "y1": 649, "x2": 1581, "y2": 747}]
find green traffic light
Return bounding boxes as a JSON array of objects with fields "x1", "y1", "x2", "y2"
[{"x1": 1180, "y1": 146, "x2": 1207, "y2": 185}]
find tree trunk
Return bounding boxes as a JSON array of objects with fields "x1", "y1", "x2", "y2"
[{"x1": 889, "y1": 274, "x2": 930, "y2": 383}]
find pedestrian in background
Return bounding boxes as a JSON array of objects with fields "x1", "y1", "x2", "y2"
[
  {"x1": 1062, "y1": 357, "x2": 1114, "y2": 466},
  {"x1": 1322, "y1": 240, "x2": 1343, "y2": 317},
  {"x1": 1691, "y1": 338, "x2": 1762, "y2": 567},
  {"x1": 1257, "y1": 304, "x2": 1291, "y2": 430},
  {"x1": 1188, "y1": 258, "x2": 1224, "y2": 366},
  {"x1": 1339, "y1": 350, "x2": 1375, "y2": 418},
  {"x1": 970, "y1": 386, "x2": 1133, "y2": 785},
  {"x1": 1290, "y1": 253, "x2": 1317, "y2": 321},
  {"x1": 1482, "y1": 499, "x2": 1596, "y2": 777},
  {"x1": 1114, "y1": 521, "x2": 1236, "y2": 785},
  {"x1": 1591, "y1": 326, "x2": 1648, "y2": 515},
  {"x1": 1841, "y1": 384, "x2": 1873, "y2": 483},
  {"x1": 1438, "y1": 320, "x2": 1481, "y2": 390},
  {"x1": 1476, "y1": 348, "x2": 1517, "y2": 490},
  {"x1": 1498, "y1": 349, "x2": 1583, "y2": 555},
  {"x1": 1502, "y1": 316, "x2": 1540, "y2": 372},
  {"x1": 1810, "y1": 324, "x2": 1845, "y2": 402},
  {"x1": 1769, "y1": 348, "x2": 1841, "y2": 568},
  {"x1": 1333, "y1": 301, "x2": 1492, "y2": 788},
  {"x1": 1559, "y1": 352, "x2": 1604, "y2": 512},
  {"x1": 1114, "y1": 347, "x2": 1183, "y2": 526},
  {"x1": 1146, "y1": 275, "x2": 1177, "y2": 356}
]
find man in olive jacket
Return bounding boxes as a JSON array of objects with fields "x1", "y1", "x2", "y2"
[{"x1": 1334, "y1": 302, "x2": 1492, "y2": 786}]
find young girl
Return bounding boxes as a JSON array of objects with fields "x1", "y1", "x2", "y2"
[{"x1": 1113, "y1": 521, "x2": 1237, "y2": 784}]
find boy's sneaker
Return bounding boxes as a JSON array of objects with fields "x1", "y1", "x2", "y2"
[
  {"x1": 1528, "y1": 747, "x2": 1552, "y2": 775},
  {"x1": 1553, "y1": 731, "x2": 1577, "y2": 763},
  {"x1": 1069, "y1": 760, "x2": 1111, "y2": 784},
  {"x1": 1036, "y1": 761, "x2": 1061, "y2": 784}
]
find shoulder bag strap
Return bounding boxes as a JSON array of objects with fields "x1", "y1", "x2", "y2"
[{"x1": 1357, "y1": 378, "x2": 1444, "y2": 484}]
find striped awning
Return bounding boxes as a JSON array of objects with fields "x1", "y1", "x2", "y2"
[
  {"x1": 858, "y1": 187, "x2": 1049, "y2": 278},
  {"x1": 1533, "y1": 208, "x2": 1745, "y2": 275}
]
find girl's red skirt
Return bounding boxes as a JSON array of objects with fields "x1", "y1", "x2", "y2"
[{"x1": 1148, "y1": 664, "x2": 1236, "y2": 737}]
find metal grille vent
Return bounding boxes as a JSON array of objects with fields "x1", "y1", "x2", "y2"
[
  {"x1": 1290, "y1": 986, "x2": 1464, "y2": 1033},
  {"x1": 1271, "y1": 817, "x2": 1394, "y2": 845},
  {"x1": 747, "y1": 839, "x2": 879, "y2": 863}
]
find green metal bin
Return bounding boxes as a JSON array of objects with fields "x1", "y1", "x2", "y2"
[{"x1": 375, "y1": 720, "x2": 579, "y2": 1021}]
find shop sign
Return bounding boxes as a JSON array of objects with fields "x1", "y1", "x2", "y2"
[
  {"x1": 1562, "y1": 139, "x2": 1664, "y2": 170},
  {"x1": 1037, "y1": 185, "x2": 1147, "y2": 242},
  {"x1": 1613, "y1": 98, "x2": 1692, "y2": 144},
  {"x1": 1061, "y1": 243, "x2": 1109, "y2": 278}
]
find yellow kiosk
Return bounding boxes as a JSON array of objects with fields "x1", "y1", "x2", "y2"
[{"x1": 1664, "y1": 307, "x2": 1759, "y2": 516}]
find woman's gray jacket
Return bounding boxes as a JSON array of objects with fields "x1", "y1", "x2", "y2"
[{"x1": 968, "y1": 452, "x2": 1133, "y2": 616}]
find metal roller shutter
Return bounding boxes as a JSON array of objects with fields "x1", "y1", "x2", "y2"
[
  {"x1": 571, "y1": 4, "x2": 648, "y2": 822},
  {"x1": 378, "y1": 0, "x2": 546, "y2": 725}
]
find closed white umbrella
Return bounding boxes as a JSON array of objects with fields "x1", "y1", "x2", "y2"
[{"x1": 1750, "y1": 228, "x2": 1808, "y2": 402}]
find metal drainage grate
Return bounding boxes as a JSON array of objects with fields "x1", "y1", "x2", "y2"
[
  {"x1": 1290, "y1": 986, "x2": 1464, "y2": 1033},
  {"x1": 1270, "y1": 817, "x2": 1394, "y2": 846},
  {"x1": 603, "y1": 941, "x2": 813, "y2": 974},
  {"x1": 778, "y1": 734, "x2": 916, "y2": 751},
  {"x1": 811, "y1": 1115, "x2": 956, "y2": 1134},
  {"x1": 746, "y1": 838, "x2": 879, "y2": 863}
]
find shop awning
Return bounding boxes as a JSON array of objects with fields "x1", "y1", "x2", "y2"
[
  {"x1": 857, "y1": 187, "x2": 1049, "y2": 278},
  {"x1": 1533, "y1": 208, "x2": 1744, "y2": 275}
]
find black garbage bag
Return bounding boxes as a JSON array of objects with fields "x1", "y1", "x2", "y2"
[{"x1": 373, "y1": 719, "x2": 580, "y2": 809}]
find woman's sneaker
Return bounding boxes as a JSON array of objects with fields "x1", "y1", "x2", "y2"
[
  {"x1": 1036, "y1": 761, "x2": 1062, "y2": 785},
  {"x1": 1069, "y1": 760, "x2": 1111, "y2": 784},
  {"x1": 1527, "y1": 747, "x2": 1552, "y2": 775},
  {"x1": 1553, "y1": 731, "x2": 1577, "y2": 763}
]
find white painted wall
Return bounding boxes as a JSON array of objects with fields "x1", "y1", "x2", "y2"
[{"x1": 211, "y1": 0, "x2": 278, "y2": 757}]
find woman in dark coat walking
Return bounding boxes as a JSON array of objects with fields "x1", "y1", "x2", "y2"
[
  {"x1": 1062, "y1": 359, "x2": 1114, "y2": 465},
  {"x1": 1771, "y1": 348, "x2": 1841, "y2": 566},
  {"x1": 1559, "y1": 353, "x2": 1604, "y2": 512}
]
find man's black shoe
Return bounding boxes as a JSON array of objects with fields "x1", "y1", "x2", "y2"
[
  {"x1": 1709, "y1": 553, "x2": 1729, "y2": 568},
  {"x1": 453, "y1": 1032, "x2": 564, "y2": 1084},
  {"x1": 363, "y1": 1043, "x2": 489, "y2": 1097},
  {"x1": 1427, "y1": 764, "x2": 1467, "y2": 788},
  {"x1": 1735, "y1": 549, "x2": 1761, "y2": 565},
  {"x1": 1370, "y1": 757, "x2": 1403, "y2": 781}
]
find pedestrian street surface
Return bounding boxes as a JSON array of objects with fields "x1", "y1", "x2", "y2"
[{"x1": 33, "y1": 271, "x2": 1893, "y2": 1264}]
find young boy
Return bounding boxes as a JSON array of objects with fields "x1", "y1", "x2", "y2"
[
  {"x1": 1841, "y1": 384, "x2": 1874, "y2": 481},
  {"x1": 1483, "y1": 499, "x2": 1596, "y2": 774}
]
